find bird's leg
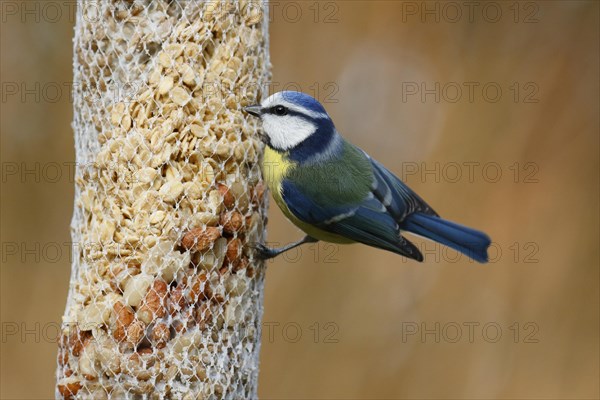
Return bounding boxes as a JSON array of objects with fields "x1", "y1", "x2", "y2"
[{"x1": 252, "y1": 236, "x2": 318, "y2": 260}]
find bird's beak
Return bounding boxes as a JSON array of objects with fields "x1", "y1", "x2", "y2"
[{"x1": 243, "y1": 105, "x2": 262, "y2": 117}]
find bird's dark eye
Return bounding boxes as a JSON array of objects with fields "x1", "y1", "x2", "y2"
[{"x1": 274, "y1": 105, "x2": 288, "y2": 116}]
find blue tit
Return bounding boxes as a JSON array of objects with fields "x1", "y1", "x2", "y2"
[{"x1": 244, "y1": 91, "x2": 491, "y2": 263}]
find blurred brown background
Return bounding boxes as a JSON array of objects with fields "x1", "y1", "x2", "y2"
[{"x1": 1, "y1": 1, "x2": 599, "y2": 399}]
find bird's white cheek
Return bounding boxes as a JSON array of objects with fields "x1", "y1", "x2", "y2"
[{"x1": 262, "y1": 115, "x2": 316, "y2": 150}]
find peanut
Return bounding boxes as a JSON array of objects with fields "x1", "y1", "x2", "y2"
[
  {"x1": 220, "y1": 211, "x2": 245, "y2": 234},
  {"x1": 137, "y1": 278, "x2": 168, "y2": 324},
  {"x1": 181, "y1": 227, "x2": 221, "y2": 251}
]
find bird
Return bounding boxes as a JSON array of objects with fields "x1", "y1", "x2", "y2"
[{"x1": 243, "y1": 91, "x2": 491, "y2": 263}]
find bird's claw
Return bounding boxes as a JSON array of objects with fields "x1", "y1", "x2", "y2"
[{"x1": 249, "y1": 242, "x2": 278, "y2": 260}]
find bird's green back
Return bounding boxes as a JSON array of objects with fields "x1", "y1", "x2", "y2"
[{"x1": 286, "y1": 140, "x2": 373, "y2": 206}]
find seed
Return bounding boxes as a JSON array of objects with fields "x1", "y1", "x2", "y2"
[
  {"x1": 181, "y1": 227, "x2": 221, "y2": 252},
  {"x1": 78, "y1": 302, "x2": 110, "y2": 331},
  {"x1": 158, "y1": 51, "x2": 171, "y2": 68},
  {"x1": 57, "y1": 378, "x2": 82, "y2": 398},
  {"x1": 165, "y1": 43, "x2": 184, "y2": 58},
  {"x1": 171, "y1": 86, "x2": 191, "y2": 106},
  {"x1": 159, "y1": 180, "x2": 184, "y2": 203},
  {"x1": 126, "y1": 320, "x2": 145, "y2": 345},
  {"x1": 220, "y1": 211, "x2": 245, "y2": 234},
  {"x1": 230, "y1": 181, "x2": 250, "y2": 211},
  {"x1": 123, "y1": 273, "x2": 154, "y2": 308},
  {"x1": 151, "y1": 322, "x2": 171, "y2": 348},
  {"x1": 113, "y1": 301, "x2": 135, "y2": 342},
  {"x1": 217, "y1": 184, "x2": 235, "y2": 209},
  {"x1": 137, "y1": 278, "x2": 168, "y2": 324},
  {"x1": 225, "y1": 238, "x2": 242, "y2": 265},
  {"x1": 99, "y1": 220, "x2": 116, "y2": 243},
  {"x1": 197, "y1": 237, "x2": 227, "y2": 270},
  {"x1": 189, "y1": 124, "x2": 204, "y2": 138},
  {"x1": 78, "y1": 341, "x2": 98, "y2": 379},
  {"x1": 135, "y1": 167, "x2": 158, "y2": 183},
  {"x1": 149, "y1": 210, "x2": 165, "y2": 224},
  {"x1": 181, "y1": 64, "x2": 196, "y2": 87},
  {"x1": 189, "y1": 273, "x2": 212, "y2": 302},
  {"x1": 158, "y1": 76, "x2": 174, "y2": 95}
]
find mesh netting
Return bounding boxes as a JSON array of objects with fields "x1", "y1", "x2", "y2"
[{"x1": 56, "y1": 1, "x2": 270, "y2": 398}]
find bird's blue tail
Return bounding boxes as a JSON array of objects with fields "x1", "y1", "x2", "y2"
[{"x1": 401, "y1": 213, "x2": 491, "y2": 263}]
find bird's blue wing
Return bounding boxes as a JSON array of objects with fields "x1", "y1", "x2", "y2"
[
  {"x1": 368, "y1": 157, "x2": 438, "y2": 220},
  {"x1": 281, "y1": 179, "x2": 424, "y2": 260}
]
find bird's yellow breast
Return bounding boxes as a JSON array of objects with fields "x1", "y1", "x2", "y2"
[
  {"x1": 262, "y1": 146, "x2": 297, "y2": 223},
  {"x1": 261, "y1": 146, "x2": 353, "y2": 244},
  {"x1": 262, "y1": 145, "x2": 293, "y2": 193}
]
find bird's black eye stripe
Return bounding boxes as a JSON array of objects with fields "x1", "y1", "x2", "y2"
[{"x1": 270, "y1": 105, "x2": 288, "y2": 116}]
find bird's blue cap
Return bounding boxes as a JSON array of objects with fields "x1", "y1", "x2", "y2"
[{"x1": 278, "y1": 91, "x2": 328, "y2": 115}]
